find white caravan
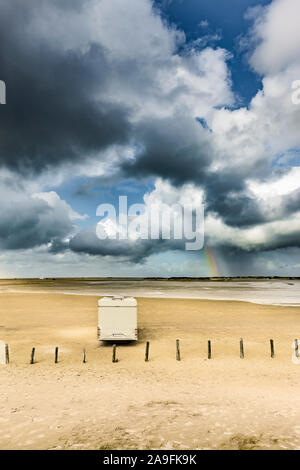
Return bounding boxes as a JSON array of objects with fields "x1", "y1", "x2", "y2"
[{"x1": 98, "y1": 296, "x2": 138, "y2": 341}]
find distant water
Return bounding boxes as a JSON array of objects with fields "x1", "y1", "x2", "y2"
[{"x1": 1, "y1": 279, "x2": 300, "y2": 306}]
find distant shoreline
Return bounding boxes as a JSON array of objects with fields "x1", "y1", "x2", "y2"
[
  {"x1": 0, "y1": 276, "x2": 299, "y2": 282},
  {"x1": 0, "y1": 277, "x2": 299, "y2": 307}
]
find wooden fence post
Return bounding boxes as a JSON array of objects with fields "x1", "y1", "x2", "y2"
[
  {"x1": 5, "y1": 344, "x2": 9, "y2": 364},
  {"x1": 176, "y1": 339, "x2": 181, "y2": 361},
  {"x1": 83, "y1": 348, "x2": 86, "y2": 363},
  {"x1": 30, "y1": 347, "x2": 35, "y2": 364},
  {"x1": 112, "y1": 344, "x2": 118, "y2": 363},
  {"x1": 55, "y1": 347, "x2": 59, "y2": 363},
  {"x1": 240, "y1": 338, "x2": 244, "y2": 359},
  {"x1": 208, "y1": 340, "x2": 211, "y2": 359},
  {"x1": 270, "y1": 339, "x2": 274, "y2": 358},
  {"x1": 145, "y1": 341, "x2": 150, "y2": 362},
  {"x1": 295, "y1": 339, "x2": 299, "y2": 359}
]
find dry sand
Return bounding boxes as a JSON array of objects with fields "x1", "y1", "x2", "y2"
[{"x1": 1, "y1": 292, "x2": 300, "y2": 450}]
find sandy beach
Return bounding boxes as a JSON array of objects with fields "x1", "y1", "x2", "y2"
[{"x1": 1, "y1": 291, "x2": 300, "y2": 450}]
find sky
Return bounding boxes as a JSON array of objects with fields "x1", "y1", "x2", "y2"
[{"x1": 0, "y1": 0, "x2": 300, "y2": 277}]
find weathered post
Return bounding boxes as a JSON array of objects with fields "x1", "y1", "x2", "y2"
[
  {"x1": 0, "y1": 80, "x2": 6, "y2": 105},
  {"x1": 145, "y1": 341, "x2": 150, "y2": 362},
  {"x1": 55, "y1": 346, "x2": 59, "y2": 364},
  {"x1": 208, "y1": 340, "x2": 211, "y2": 359},
  {"x1": 5, "y1": 344, "x2": 9, "y2": 364},
  {"x1": 83, "y1": 348, "x2": 86, "y2": 363},
  {"x1": 295, "y1": 339, "x2": 299, "y2": 359},
  {"x1": 240, "y1": 338, "x2": 244, "y2": 359},
  {"x1": 30, "y1": 347, "x2": 35, "y2": 365},
  {"x1": 112, "y1": 344, "x2": 118, "y2": 363},
  {"x1": 270, "y1": 339, "x2": 274, "y2": 358},
  {"x1": 176, "y1": 339, "x2": 181, "y2": 361}
]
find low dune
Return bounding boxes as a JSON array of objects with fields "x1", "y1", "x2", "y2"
[{"x1": 1, "y1": 292, "x2": 300, "y2": 450}]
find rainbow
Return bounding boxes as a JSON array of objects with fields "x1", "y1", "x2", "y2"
[{"x1": 204, "y1": 246, "x2": 220, "y2": 277}]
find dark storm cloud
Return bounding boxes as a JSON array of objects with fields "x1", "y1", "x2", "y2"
[
  {"x1": 69, "y1": 228, "x2": 179, "y2": 263},
  {"x1": 122, "y1": 116, "x2": 212, "y2": 186},
  {"x1": 120, "y1": 113, "x2": 281, "y2": 230},
  {"x1": 212, "y1": 186, "x2": 300, "y2": 230},
  {"x1": 0, "y1": 0, "x2": 227, "y2": 186},
  {"x1": 216, "y1": 246, "x2": 300, "y2": 277},
  {"x1": 0, "y1": 1, "x2": 132, "y2": 175},
  {"x1": 0, "y1": 188, "x2": 74, "y2": 250},
  {"x1": 122, "y1": 127, "x2": 269, "y2": 229},
  {"x1": 282, "y1": 188, "x2": 300, "y2": 215},
  {"x1": 0, "y1": 0, "x2": 251, "y2": 231},
  {"x1": 69, "y1": 225, "x2": 199, "y2": 263},
  {"x1": 205, "y1": 186, "x2": 265, "y2": 228}
]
